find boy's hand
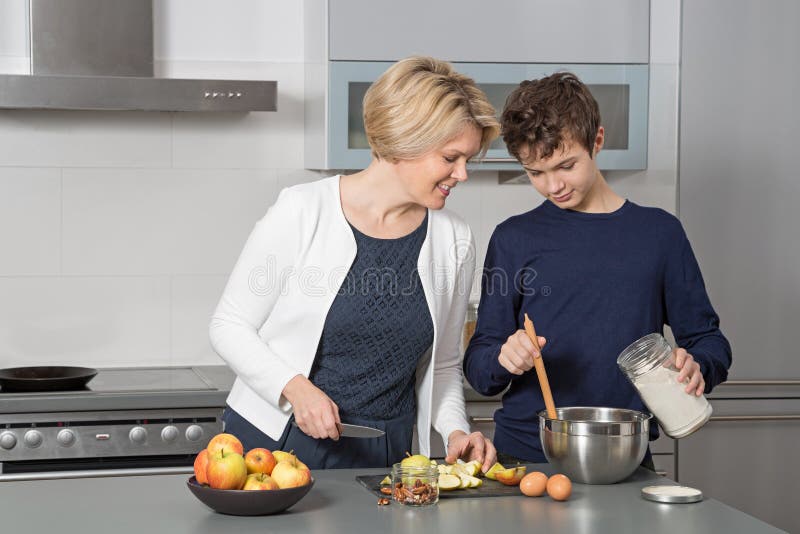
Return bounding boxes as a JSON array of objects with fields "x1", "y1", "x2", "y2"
[
  {"x1": 498, "y1": 330, "x2": 547, "y2": 375},
  {"x1": 674, "y1": 348, "x2": 705, "y2": 396}
]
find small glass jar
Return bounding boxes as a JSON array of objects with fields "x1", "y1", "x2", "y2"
[
  {"x1": 462, "y1": 301, "x2": 479, "y2": 352},
  {"x1": 617, "y1": 333, "x2": 712, "y2": 439},
  {"x1": 390, "y1": 463, "x2": 439, "y2": 506}
]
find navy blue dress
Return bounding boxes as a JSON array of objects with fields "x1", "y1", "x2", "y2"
[{"x1": 223, "y1": 212, "x2": 433, "y2": 469}]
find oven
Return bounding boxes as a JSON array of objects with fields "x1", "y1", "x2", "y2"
[{"x1": 0, "y1": 366, "x2": 233, "y2": 481}]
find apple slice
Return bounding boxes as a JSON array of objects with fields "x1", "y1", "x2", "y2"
[
  {"x1": 380, "y1": 475, "x2": 391, "y2": 485},
  {"x1": 463, "y1": 474, "x2": 482, "y2": 488},
  {"x1": 484, "y1": 462, "x2": 506, "y2": 481},
  {"x1": 495, "y1": 466, "x2": 527, "y2": 486},
  {"x1": 451, "y1": 463, "x2": 468, "y2": 476},
  {"x1": 462, "y1": 461, "x2": 481, "y2": 477},
  {"x1": 438, "y1": 474, "x2": 461, "y2": 491}
]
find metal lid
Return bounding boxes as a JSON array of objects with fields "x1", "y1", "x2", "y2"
[{"x1": 641, "y1": 485, "x2": 703, "y2": 504}]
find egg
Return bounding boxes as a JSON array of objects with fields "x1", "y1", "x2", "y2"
[
  {"x1": 519, "y1": 471, "x2": 548, "y2": 497},
  {"x1": 546, "y1": 474, "x2": 572, "y2": 501}
]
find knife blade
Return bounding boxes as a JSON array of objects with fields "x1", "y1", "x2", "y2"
[{"x1": 291, "y1": 421, "x2": 385, "y2": 438}]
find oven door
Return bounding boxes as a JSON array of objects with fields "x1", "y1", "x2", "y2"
[{"x1": 0, "y1": 454, "x2": 196, "y2": 481}]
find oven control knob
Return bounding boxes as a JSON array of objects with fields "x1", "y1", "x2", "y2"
[
  {"x1": 56, "y1": 429, "x2": 76, "y2": 447},
  {"x1": 0, "y1": 431, "x2": 16, "y2": 450},
  {"x1": 24, "y1": 430, "x2": 43, "y2": 448},
  {"x1": 185, "y1": 424, "x2": 203, "y2": 442},
  {"x1": 161, "y1": 425, "x2": 179, "y2": 443},
  {"x1": 129, "y1": 426, "x2": 148, "y2": 445}
]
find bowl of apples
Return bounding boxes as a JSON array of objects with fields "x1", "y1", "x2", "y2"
[{"x1": 187, "y1": 433, "x2": 314, "y2": 516}]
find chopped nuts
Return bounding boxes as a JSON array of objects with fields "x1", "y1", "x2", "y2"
[
  {"x1": 379, "y1": 487, "x2": 392, "y2": 495},
  {"x1": 390, "y1": 478, "x2": 438, "y2": 506},
  {"x1": 378, "y1": 498, "x2": 391, "y2": 506}
]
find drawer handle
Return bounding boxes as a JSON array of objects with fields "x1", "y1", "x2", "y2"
[
  {"x1": 723, "y1": 380, "x2": 800, "y2": 386},
  {"x1": 709, "y1": 415, "x2": 800, "y2": 422},
  {"x1": 655, "y1": 470, "x2": 668, "y2": 477},
  {"x1": 475, "y1": 157, "x2": 518, "y2": 164},
  {"x1": 469, "y1": 417, "x2": 495, "y2": 424}
]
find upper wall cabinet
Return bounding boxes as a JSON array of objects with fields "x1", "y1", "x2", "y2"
[
  {"x1": 326, "y1": 0, "x2": 649, "y2": 64},
  {"x1": 304, "y1": 0, "x2": 650, "y2": 171}
]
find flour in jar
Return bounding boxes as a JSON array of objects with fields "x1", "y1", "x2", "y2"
[{"x1": 635, "y1": 364, "x2": 712, "y2": 438}]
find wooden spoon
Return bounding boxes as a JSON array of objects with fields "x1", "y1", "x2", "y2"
[{"x1": 524, "y1": 313, "x2": 557, "y2": 420}]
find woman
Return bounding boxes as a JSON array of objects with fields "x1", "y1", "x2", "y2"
[{"x1": 210, "y1": 56, "x2": 500, "y2": 470}]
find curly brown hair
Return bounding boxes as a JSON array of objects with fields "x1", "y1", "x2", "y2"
[{"x1": 501, "y1": 72, "x2": 600, "y2": 163}]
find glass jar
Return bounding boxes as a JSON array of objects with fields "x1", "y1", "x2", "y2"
[
  {"x1": 617, "y1": 333, "x2": 712, "y2": 439},
  {"x1": 390, "y1": 463, "x2": 439, "y2": 506},
  {"x1": 462, "y1": 301, "x2": 479, "y2": 352}
]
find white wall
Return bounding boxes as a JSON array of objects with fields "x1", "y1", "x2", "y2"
[{"x1": 0, "y1": 0, "x2": 680, "y2": 369}]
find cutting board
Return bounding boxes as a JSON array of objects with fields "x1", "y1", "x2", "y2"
[{"x1": 356, "y1": 472, "x2": 527, "y2": 499}]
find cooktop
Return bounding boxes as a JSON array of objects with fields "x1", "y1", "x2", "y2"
[{"x1": 0, "y1": 366, "x2": 235, "y2": 413}]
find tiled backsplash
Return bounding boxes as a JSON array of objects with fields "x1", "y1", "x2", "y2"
[{"x1": 0, "y1": 1, "x2": 680, "y2": 368}]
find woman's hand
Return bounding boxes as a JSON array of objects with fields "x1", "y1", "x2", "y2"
[
  {"x1": 445, "y1": 430, "x2": 498, "y2": 473},
  {"x1": 498, "y1": 330, "x2": 547, "y2": 375},
  {"x1": 673, "y1": 348, "x2": 705, "y2": 396},
  {"x1": 282, "y1": 375, "x2": 342, "y2": 440}
]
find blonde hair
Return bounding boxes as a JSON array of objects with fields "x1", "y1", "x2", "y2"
[{"x1": 363, "y1": 56, "x2": 500, "y2": 162}]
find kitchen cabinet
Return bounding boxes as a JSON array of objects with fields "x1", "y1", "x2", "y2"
[
  {"x1": 676, "y1": 393, "x2": 800, "y2": 533},
  {"x1": 324, "y1": 0, "x2": 649, "y2": 64},
  {"x1": 305, "y1": 0, "x2": 650, "y2": 172},
  {"x1": 678, "y1": 3, "x2": 800, "y2": 531},
  {"x1": 311, "y1": 61, "x2": 648, "y2": 171}
]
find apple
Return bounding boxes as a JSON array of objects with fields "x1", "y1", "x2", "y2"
[
  {"x1": 206, "y1": 449, "x2": 248, "y2": 490},
  {"x1": 206, "y1": 433, "x2": 244, "y2": 456},
  {"x1": 272, "y1": 450, "x2": 310, "y2": 470},
  {"x1": 494, "y1": 465, "x2": 527, "y2": 486},
  {"x1": 271, "y1": 450, "x2": 297, "y2": 464},
  {"x1": 244, "y1": 448, "x2": 277, "y2": 475},
  {"x1": 400, "y1": 452, "x2": 431, "y2": 468},
  {"x1": 193, "y1": 449, "x2": 210, "y2": 485},
  {"x1": 271, "y1": 460, "x2": 312, "y2": 489},
  {"x1": 242, "y1": 472, "x2": 279, "y2": 491}
]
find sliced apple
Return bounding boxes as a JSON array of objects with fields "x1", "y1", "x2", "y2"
[
  {"x1": 494, "y1": 466, "x2": 527, "y2": 486},
  {"x1": 463, "y1": 474, "x2": 482, "y2": 488},
  {"x1": 462, "y1": 460, "x2": 481, "y2": 477},
  {"x1": 380, "y1": 475, "x2": 391, "y2": 485},
  {"x1": 484, "y1": 462, "x2": 506, "y2": 481},
  {"x1": 438, "y1": 474, "x2": 461, "y2": 491},
  {"x1": 451, "y1": 463, "x2": 468, "y2": 476},
  {"x1": 458, "y1": 474, "x2": 471, "y2": 489}
]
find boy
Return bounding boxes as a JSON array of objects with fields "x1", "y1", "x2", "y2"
[{"x1": 463, "y1": 72, "x2": 732, "y2": 466}]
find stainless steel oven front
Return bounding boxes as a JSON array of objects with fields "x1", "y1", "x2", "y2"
[
  {"x1": 0, "y1": 366, "x2": 233, "y2": 481},
  {"x1": 0, "y1": 407, "x2": 222, "y2": 481}
]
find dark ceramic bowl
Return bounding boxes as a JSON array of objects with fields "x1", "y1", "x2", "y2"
[{"x1": 186, "y1": 476, "x2": 314, "y2": 516}]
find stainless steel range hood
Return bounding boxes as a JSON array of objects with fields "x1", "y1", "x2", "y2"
[{"x1": 0, "y1": 0, "x2": 277, "y2": 112}]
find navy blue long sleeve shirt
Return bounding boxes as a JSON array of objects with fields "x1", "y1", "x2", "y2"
[{"x1": 463, "y1": 199, "x2": 732, "y2": 462}]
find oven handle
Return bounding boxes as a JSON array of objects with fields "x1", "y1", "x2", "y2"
[{"x1": 0, "y1": 465, "x2": 193, "y2": 482}]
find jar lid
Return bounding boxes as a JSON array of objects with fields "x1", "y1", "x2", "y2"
[{"x1": 641, "y1": 485, "x2": 703, "y2": 503}]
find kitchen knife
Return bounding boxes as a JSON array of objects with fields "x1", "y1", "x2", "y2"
[{"x1": 291, "y1": 421, "x2": 385, "y2": 438}]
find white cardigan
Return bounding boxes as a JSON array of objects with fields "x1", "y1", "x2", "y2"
[{"x1": 209, "y1": 175, "x2": 475, "y2": 456}]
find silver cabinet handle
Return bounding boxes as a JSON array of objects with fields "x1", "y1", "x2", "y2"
[
  {"x1": 0, "y1": 466, "x2": 193, "y2": 482},
  {"x1": 474, "y1": 157, "x2": 518, "y2": 164},
  {"x1": 469, "y1": 417, "x2": 495, "y2": 424},
  {"x1": 723, "y1": 380, "x2": 800, "y2": 386},
  {"x1": 709, "y1": 415, "x2": 800, "y2": 422},
  {"x1": 655, "y1": 470, "x2": 668, "y2": 477}
]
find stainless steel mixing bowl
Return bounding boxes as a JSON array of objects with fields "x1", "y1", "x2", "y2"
[{"x1": 539, "y1": 406, "x2": 651, "y2": 484}]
